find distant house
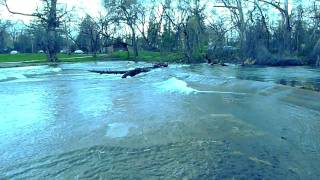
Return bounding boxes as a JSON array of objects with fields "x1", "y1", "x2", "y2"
[
  {"x1": 106, "y1": 38, "x2": 129, "y2": 53},
  {"x1": 104, "y1": 38, "x2": 129, "y2": 54},
  {"x1": 113, "y1": 41, "x2": 128, "y2": 52}
]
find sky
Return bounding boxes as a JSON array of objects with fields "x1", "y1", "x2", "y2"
[
  {"x1": 0, "y1": 0, "x2": 304, "y2": 26},
  {"x1": 0, "y1": 0, "x2": 105, "y2": 22}
]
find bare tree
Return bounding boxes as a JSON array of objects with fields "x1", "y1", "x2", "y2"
[
  {"x1": 77, "y1": 15, "x2": 103, "y2": 57},
  {"x1": 164, "y1": 0, "x2": 207, "y2": 62},
  {"x1": 136, "y1": 1, "x2": 166, "y2": 51},
  {"x1": 213, "y1": 0, "x2": 249, "y2": 54},
  {"x1": 258, "y1": 0, "x2": 291, "y2": 52},
  {"x1": 0, "y1": 20, "x2": 12, "y2": 52},
  {"x1": 1, "y1": 0, "x2": 71, "y2": 62},
  {"x1": 104, "y1": 0, "x2": 141, "y2": 58},
  {"x1": 98, "y1": 13, "x2": 116, "y2": 50}
]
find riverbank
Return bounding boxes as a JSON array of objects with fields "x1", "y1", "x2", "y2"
[
  {"x1": 0, "y1": 53, "x2": 105, "y2": 62},
  {"x1": 1, "y1": 53, "x2": 319, "y2": 92},
  {"x1": 0, "y1": 51, "x2": 184, "y2": 68},
  {"x1": 1, "y1": 51, "x2": 318, "y2": 67},
  {"x1": 0, "y1": 53, "x2": 111, "y2": 68},
  {"x1": 110, "y1": 51, "x2": 185, "y2": 63}
]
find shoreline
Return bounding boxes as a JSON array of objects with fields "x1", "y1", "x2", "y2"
[
  {"x1": 1, "y1": 59, "x2": 317, "y2": 69},
  {"x1": 0, "y1": 60, "x2": 319, "y2": 92}
]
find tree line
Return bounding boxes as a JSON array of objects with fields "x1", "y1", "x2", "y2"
[{"x1": 0, "y1": 0, "x2": 319, "y2": 66}]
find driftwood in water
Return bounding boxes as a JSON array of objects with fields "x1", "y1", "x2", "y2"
[
  {"x1": 121, "y1": 67, "x2": 151, "y2": 78},
  {"x1": 89, "y1": 70, "x2": 128, "y2": 74},
  {"x1": 89, "y1": 63, "x2": 168, "y2": 78}
]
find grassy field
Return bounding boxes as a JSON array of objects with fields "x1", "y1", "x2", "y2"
[
  {"x1": 0, "y1": 53, "x2": 101, "y2": 63},
  {"x1": 0, "y1": 51, "x2": 185, "y2": 64},
  {"x1": 111, "y1": 51, "x2": 185, "y2": 63}
]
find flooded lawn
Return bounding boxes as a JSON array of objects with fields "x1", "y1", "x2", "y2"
[{"x1": 0, "y1": 62, "x2": 319, "y2": 179}]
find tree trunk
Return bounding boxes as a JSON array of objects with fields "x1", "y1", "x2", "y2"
[
  {"x1": 282, "y1": 0, "x2": 291, "y2": 52},
  {"x1": 131, "y1": 26, "x2": 138, "y2": 58},
  {"x1": 183, "y1": 28, "x2": 193, "y2": 63},
  {"x1": 3, "y1": 0, "x2": 61, "y2": 62},
  {"x1": 47, "y1": 28, "x2": 58, "y2": 62},
  {"x1": 237, "y1": 0, "x2": 246, "y2": 56},
  {"x1": 311, "y1": 38, "x2": 320, "y2": 66},
  {"x1": 47, "y1": 0, "x2": 58, "y2": 62}
]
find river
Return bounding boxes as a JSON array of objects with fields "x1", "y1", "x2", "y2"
[{"x1": 0, "y1": 61, "x2": 319, "y2": 179}]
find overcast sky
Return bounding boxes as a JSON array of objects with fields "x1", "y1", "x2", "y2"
[
  {"x1": 0, "y1": 0, "x2": 105, "y2": 22},
  {"x1": 0, "y1": 0, "x2": 300, "y2": 25}
]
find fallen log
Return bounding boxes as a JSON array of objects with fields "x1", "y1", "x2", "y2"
[
  {"x1": 121, "y1": 67, "x2": 151, "y2": 78},
  {"x1": 89, "y1": 62, "x2": 168, "y2": 78},
  {"x1": 89, "y1": 70, "x2": 128, "y2": 74}
]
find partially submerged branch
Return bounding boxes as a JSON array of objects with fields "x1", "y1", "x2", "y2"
[{"x1": 89, "y1": 63, "x2": 169, "y2": 78}]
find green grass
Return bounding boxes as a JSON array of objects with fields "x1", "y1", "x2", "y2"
[
  {"x1": 0, "y1": 51, "x2": 184, "y2": 64},
  {"x1": 0, "y1": 53, "x2": 46, "y2": 62},
  {"x1": 0, "y1": 53, "x2": 99, "y2": 63},
  {"x1": 111, "y1": 50, "x2": 184, "y2": 63},
  {"x1": 111, "y1": 51, "x2": 130, "y2": 60}
]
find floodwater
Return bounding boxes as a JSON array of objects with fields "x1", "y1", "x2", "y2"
[{"x1": 0, "y1": 62, "x2": 319, "y2": 179}]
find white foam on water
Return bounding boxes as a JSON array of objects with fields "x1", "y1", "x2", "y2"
[
  {"x1": 106, "y1": 123, "x2": 136, "y2": 138},
  {"x1": 13, "y1": 74, "x2": 27, "y2": 79},
  {"x1": 15, "y1": 66, "x2": 45, "y2": 71},
  {"x1": 169, "y1": 64, "x2": 191, "y2": 69},
  {"x1": 0, "y1": 70, "x2": 27, "y2": 81},
  {"x1": 0, "y1": 65, "x2": 64, "y2": 83},
  {"x1": 52, "y1": 68, "x2": 62, "y2": 73},
  {"x1": 0, "y1": 74, "x2": 8, "y2": 81},
  {"x1": 155, "y1": 77, "x2": 197, "y2": 95},
  {"x1": 155, "y1": 77, "x2": 246, "y2": 95},
  {"x1": 198, "y1": 90, "x2": 246, "y2": 95},
  {"x1": 25, "y1": 67, "x2": 62, "y2": 75}
]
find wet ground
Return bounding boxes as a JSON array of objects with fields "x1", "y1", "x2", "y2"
[{"x1": 0, "y1": 62, "x2": 320, "y2": 179}]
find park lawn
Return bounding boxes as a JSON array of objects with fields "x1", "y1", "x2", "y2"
[
  {"x1": 0, "y1": 51, "x2": 184, "y2": 63},
  {"x1": 111, "y1": 50, "x2": 185, "y2": 63},
  {"x1": 0, "y1": 53, "x2": 47, "y2": 62},
  {"x1": 0, "y1": 53, "x2": 97, "y2": 63}
]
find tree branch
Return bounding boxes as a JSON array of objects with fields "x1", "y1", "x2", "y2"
[
  {"x1": 213, "y1": 5, "x2": 238, "y2": 9},
  {"x1": 2, "y1": 0, "x2": 47, "y2": 21}
]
